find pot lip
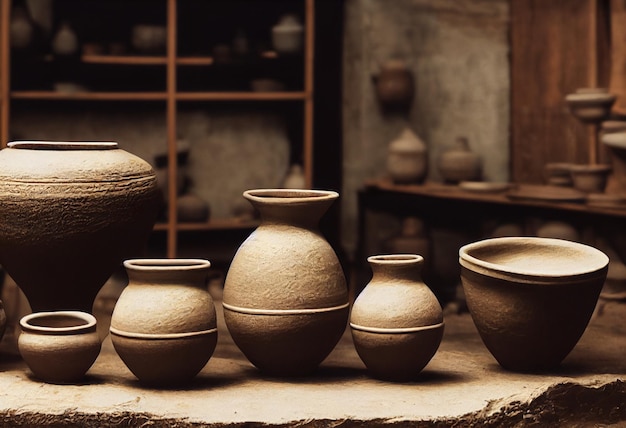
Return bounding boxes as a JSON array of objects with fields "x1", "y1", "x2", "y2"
[
  {"x1": 367, "y1": 254, "x2": 423, "y2": 265},
  {"x1": 569, "y1": 163, "x2": 612, "y2": 174},
  {"x1": 20, "y1": 311, "x2": 97, "y2": 332},
  {"x1": 565, "y1": 92, "x2": 616, "y2": 104},
  {"x1": 243, "y1": 188, "x2": 339, "y2": 203},
  {"x1": 8, "y1": 141, "x2": 118, "y2": 150},
  {"x1": 123, "y1": 258, "x2": 211, "y2": 271},
  {"x1": 459, "y1": 236, "x2": 609, "y2": 280}
]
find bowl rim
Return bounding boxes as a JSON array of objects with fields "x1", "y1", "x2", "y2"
[{"x1": 459, "y1": 236, "x2": 609, "y2": 281}]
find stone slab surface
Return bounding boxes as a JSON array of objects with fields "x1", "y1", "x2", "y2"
[{"x1": 0, "y1": 299, "x2": 624, "y2": 427}]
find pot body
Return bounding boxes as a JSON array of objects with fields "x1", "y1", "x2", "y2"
[
  {"x1": 223, "y1": 189, "x2": 349, "y2": 376},
  {"x1": 375, "y1": 60, "x2": 414, "y2": 108},
  {"x1": 387, "y1": 127, "x2": 427, "y2": 184},
  {"x1": 459, "y1": 237, "x2": 608, "y2": 371},
  {"x1": 110, "y1": 259, "x2": 217, "y2": 386},
  {"x1": 350, "y1": 255, "x2": 443, "y2": 381},
  {"x1": 0, "y1": 141, "x2": 159, "y2": 313},
  {"x1": 18, "y1": 311, "x2": 101, "y2": 383},
  {"x1": 438, "y1": 137, "x2": 482, "y2": 184}
]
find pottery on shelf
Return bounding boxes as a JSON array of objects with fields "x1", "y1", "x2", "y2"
[
  {"x1": 110, "y1": 259, "x2": 217, "y2": 386},
  {"x1": 459, "y1": 237, "x2": 608, "y2": 371},
  {"x1": 0, "y1": 141, "x2": 159, "y2": 313},
  {"x1": 350, "y1": 254, "x2": 443, "y2": 381},
  {"x1": 565, "y1": 88, "x2": 616, "y2": 123},
  {"x1": 271, "y1": 14, "x2": 304, "y2": 54},
  {"x1": 373, "y1": 59, "x2": 414, "y2": 109},
  {"x1": 535, "y1": 220, "x2": 580, "y2": 242},
  {"x1": 282, "y1": 164, "x2": 307, "y2": 189},
  {"x1": 438, "y1": 137, "x2": 482, "y2": 184},
  {"x1": 387, "y1": 127, "x2": 428, "y2": 184},
  {"x1": 9, "y1": 5, "x2": 34, "y2": 50},
  {"x1": 131, "y1": 24, "x2": 167, "y2": 54},
  {"x1": 569, "y1": 163, "x2": 612, "y2": 193},
  {"x1": 177, "y1": 193, "x2": 210, "y2": 223},
  {"x1": 544, "y1": 162, "x2": 574, "y2": 187},
  {"x1": 601, "y1": 132, "x2": 626, "y2": 192},
  {"x1": 223, "y1": 189, "x2": 350, "y2": 376},
  {"x1": 51, "y1": 21, "x2": 78, "y2": 56},
  {"x1": 18, "y1": 311, "x2": 101, "y2": 384}
]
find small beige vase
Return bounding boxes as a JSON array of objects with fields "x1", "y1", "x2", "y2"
[
  {"x1": 350, "y1": 254, "x2": 444, "y2": 381},
  {"x1": 438, "y1": 137, "x2": 482, "y2": 184},
  {"x1": 387, "y1": 127, "x2": 428, "y2": 184}
]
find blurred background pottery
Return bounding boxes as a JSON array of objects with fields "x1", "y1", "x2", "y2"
[
  {"x1": 110, "y1": 259, "x2": 217, "y2": 386},
  {"x1": 350, "y1": 254, "x2": 443, "y2": 381},
  {"x1": 569, "y1": 163, "x2": 612, "y2": 193},
  {"x1": 438, "y1": 137, "x2": 482, "y2": 184},
  {"x1": 459, "y1": 237, "x2": 608, "y2": 371},
  {"x1": 386, "y1": 127, "x2": 427, "y2": 184},
  {"x1": 132, "y1": 24, "x2": 167, "y2": 54},
  {"x1": 271, "y1": 14, "x2": 303, "y2": 54},
  {"x1": 0, "y1": 141, "x2": 159, "y2": 313},
  {"x1": 565, "y1": 88, "x2": 616, "y2": 123},
  {"x1": 18, "y1": 311, "x2": 101, "y2": 384},
  {"x1": 373, "y1": 59, "x2": 414, "y2": 110},
  {"x1": 544, "y1": 162, "x2": 574, "y2": 187}
]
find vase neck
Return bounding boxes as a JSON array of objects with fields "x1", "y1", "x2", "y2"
[
  {"x1": 124, "y1": 259, "x2": 211, "y2": 288},
  {"x1": 368, "y1": 254, "x2": 424, "y2": 283}
]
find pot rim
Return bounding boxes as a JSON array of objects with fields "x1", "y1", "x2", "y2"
[
  {"x1": 7, "y1": 141, "x2": 118, "y2": 150},
  {"x1": 123, "y1": 258, "x2": 211, "y2": 271},
  {"x1": 459, "y1": 237, "x2": 609, "y2": 280},
  {"x1": 20, "y1": 311, "x2": 97, "y2": 332},
  {"x1": 243, "y1": 188, "x2": 339, "y2": 203},
  {"x1": 367, "y1": 254, "x2": 423, "y2": 264}
]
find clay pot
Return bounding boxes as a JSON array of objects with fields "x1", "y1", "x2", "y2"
[
  {"x1": 51, "y1": 21, "x2": 78, "y2": 56},
  {"x1": 177, "y1": 193, "x2": 210, "y2": 223},
  {"x1": 223, "y1": 189, "x2": 349, "y2": 376},
  {"x1": 18, "y1": 311, "x2": 101, "y2": 384},
  {"x1": 131, "y1": 24, "x2": 167, "y2": 54},
  {"x1": 110, "y1": 259, "x2": 217, "y2": 386},
  {"x1": 535, "y1": 221, "x2": 580, "y2": 242},
  {"x1": 10, "y1": 5, "x2": 34, "y2": 50},
  {"x1": 0, "y1": 141, "x2": 159, "y2": 313},
  {"x1": 565, "y1": 89, "x2": 616, "y2": 123},
  {"x1": 282, "y1": 164, "x2": 307, "y2": 189},
  {"x1": 438, "y1": 137, "x2": 482, "y2": 184},
  {"x1": 544, "y1": 162, "x2": 574, "y2": 187},
  {"x1": 459, "y1": 237, "x2": 608, "y2": 371},
  {"x1": 350, "y1": 254, "x2": 444, "y2": 381},
  {"x1": 271, "y1": 14, "x2": 304, "y2": 54},
  {"x1": 569, "y1": 163, "x2": 612, "y2": 193},
  {"x1": 387, "y1": 127, "x2": 428, "y2": 184},
  {"x1": 374, "y1": 60, "x2": 414, "y2": 109}
]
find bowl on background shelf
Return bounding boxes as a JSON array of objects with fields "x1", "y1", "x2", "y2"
[
  {"x1": 565, "y1": 88, "x2": 616, "y2": 123},
  {"x1": 459, "y1": 236, "x2": 608, "y2": 372},
  {"x1": 544, "y1": 162, "x2": 574, "y2": 187},
  {"x1": 569, "y1": 163, "x2": 612, "y2": 193}
]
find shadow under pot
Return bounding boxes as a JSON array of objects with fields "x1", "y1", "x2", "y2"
[
  {"x1": 110, "y1": 258, "x2": 218, "y2": 386},
  {"x1": 18, "y1": 311, "x2": 101, "y2": 384}
]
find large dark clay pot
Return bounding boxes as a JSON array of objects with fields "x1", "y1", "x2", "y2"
[
  {"x1": 0, "y1": 141, "x2": 159, "y2": 313},
  {"x1": 223, "y1": 189, "x2": 350, "y2": 376}
]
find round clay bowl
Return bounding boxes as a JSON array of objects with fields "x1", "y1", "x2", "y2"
[
  {"x1": 569, "y1": 164, "x2": 612, "y2": 193},
  {"x1": 18, "y1": 311, "x2": 101, "y2": 384},
  {"x1": 459, "y1": 237, "x2": 608, "y2": 371},
  {"x1": 565, "y1": 91, "x2": 616, "y2": 122}
]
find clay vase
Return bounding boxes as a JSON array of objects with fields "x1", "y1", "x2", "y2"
[
  {"x1": 223, "y1": 189, "x2": 350, "y2": 376},
  {"x1": 459, "y1": 237, "x2": 608, "y2": 371},
  {"x1": 350, "y1": 254, "x2": 444, "y2": 381},
  {"x1": 438, "y1": 137, "x2": 482, "y2": 184},
  {"x1": 271, "y1": 14, "x2": 304, "y2": 54},
  {"x1": 282, "y1": 164, "x2": 307, "y2": 189},
  {"x1": 51, "y1": 21, "x2": 79, "y2": 56},
  {"x1": 387, "y1": 127, "x2": 428, "y2": 184},
  {"x1": 110, "y1": 259, "x2": 217, "y2": 386},
  {"x1": 374, "y1": 60, "x2": 414, "y2": 110},
  {"x1": 0, "y1": 141, "x2": 159, "y2": 313},
  {"x1": 18, "y1": 311, "x2": 101, "y2": 384},
  {"x1": 177, "y1": 193, "x2": 210, "y2": 223}
]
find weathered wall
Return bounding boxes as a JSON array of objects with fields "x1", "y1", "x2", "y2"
[{"x1": 341, "y1": 0, "x2": 510, "y2": 257}]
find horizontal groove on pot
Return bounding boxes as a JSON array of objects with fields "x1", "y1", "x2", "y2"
[
  {"x1": 350, "y1": 321, "x2": 445, "y2": 334},
  {"x1": 222, "y1": 301, "x2": 350, "y2": 315},
  {"x1": 109, "y1": 326, "x2": 218, "y2": 340}
]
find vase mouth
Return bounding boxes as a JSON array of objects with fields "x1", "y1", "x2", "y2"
[
  {"x1": 123, "y1": 258, "x2": 211, "y2": 271},
  {"x1": 7, "y1": 141, "x2": 118, "y2": 150},
  {"x1": 367, "y1": 254, "x2": 423, "y2": 265},
  {"x1": 459, "y1": 237, "x2": 609, "y2": 281},
  {"x1": 243, "y1": 188, "x2": 339, "y2": 203},
  {"x1": 20, "y1": 311, "x2": 97, "y2": 332}
]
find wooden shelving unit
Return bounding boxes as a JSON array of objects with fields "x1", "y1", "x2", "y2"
[{"x1": 0, "y1": 0, "x2": 315, "y2": 258}]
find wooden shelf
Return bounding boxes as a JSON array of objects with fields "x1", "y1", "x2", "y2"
[
  {"x1": 10, "y1": 91, "x2": 168, "y2": 101},
  {"x1": 176, "y1": 91, "x2": 309, "y2": 101},
  {"x1": 82, "y1": 54, "x2": 215, "y2": 66}
]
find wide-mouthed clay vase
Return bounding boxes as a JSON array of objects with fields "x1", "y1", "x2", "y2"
[
  {"x1": 350, "y1": 254, "x2": 444, "y2": 381},
  {"x1": 110, "y1": 259, "x2": 217, "y2": 386},
  {"x1": 459, "y1": 237, "x2": 608, "y2": 371},
  {"x1": 223, "y1": 189, "x2": 350, "y2": 376},
  {"x1": 0, "y1": 141, "x2": 159, "y2": 313},
  {"x1": 18, "y1": 311, "x2": 101, "y2": 384}
]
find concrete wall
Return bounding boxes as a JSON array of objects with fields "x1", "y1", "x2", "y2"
[{"x1": 341, "y1": 0, "x2": 510, "y2": 258}]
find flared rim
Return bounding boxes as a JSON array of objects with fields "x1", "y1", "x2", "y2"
[
  {"x1": 7, "y1": 141, "x2": 118, "y2": 150},
  {"x1": 243, "y1": 188, "x2": 339, "y2": 203},
  {"x1": 459, "y1": 236, "x2": 609, "y2": 279},
  {"x1": 123, "y1": 258, "x2": 211, "y2": 271},
  {"x1": 367, "y1": 254, "x2": 423, "y2": 265},
  {"x1": 20, "y1": 311, "x2": 97, "y2": 332}
]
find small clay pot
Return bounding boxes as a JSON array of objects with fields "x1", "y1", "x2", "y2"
[
  {"x1": 177, "y1": 193, "x2": 210, "y2": 223},
  {"x1": 374, "y1": 60, "x2": 414, "y2": 109},
  {"x1": 387, "y1": 127, "x2": 428, "y2": 184},
  {"x1": 271, "y1": 14, "x2": 304, "y2": 54},
  {"x1": 438, "y1": 137, "x2": 482, "y2": 184},
  {"x1": 569, "y1": 163, "x2": 612, "y2": 193},
  {"x1": 350, "y1": 255, "x2": 443, "y2": 381},
  {"x1": 18, "y1": 311, "x2": 101, "y2": 384},
  {"x1": 544, "y1": 162, "x2": 574, "y2": 187},
  {"x1": 565, "y1": 89, "x2": 616, "y2": 123},
  {"x1": 459, "y1": 237, "x2": 608, "y2": 371}
]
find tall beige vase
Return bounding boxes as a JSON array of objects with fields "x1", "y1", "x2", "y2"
[{"x1": 223, "y1": 189, "x2": 350, "y2": 376}]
